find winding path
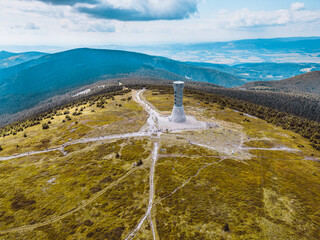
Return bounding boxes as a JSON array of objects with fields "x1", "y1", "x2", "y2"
[
  {"x1": 155, "y1": 157, "x2": 226, "y2": 205},
  {"x1": 0, "y1": 89, "x2": 306, "y2": 239},
  {"x1": 124, "y1": 90, "x2": 161, "y2": 240},
  {"x1": 0, "y1": 132, "x2": 152, "y2": 162},
  {"x1": 125, "y1": 142, "x2": 159, "y2": 240},
  {"x1": 0, "y1": 90, "x2": 159, "y2": 237}
]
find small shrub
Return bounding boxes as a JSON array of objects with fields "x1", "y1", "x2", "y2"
[
  {"x1": 0, "y1": 145, "x2": 2, "y2": 151},
  {"x1": 42, "y1": 123, "x2": 49, "y2": 130},
  {"x1": 223, "y1": 223, "x2": 230, "y2": 232},
  {"x1": 65, "y1": 115, "x2": 71, "y2": 121},
  {"x1": 86, "y1": 232, "x2": 94, "y2": 238},
  {"x1": 84, "y1": 220, "x2": 94, "y2": 226},
  {"x1": 89, "y1": 185, "x2": 102, "y2": 194},
  {"x1": 11, "y1": 194, "x2": 36, "y2": 211},
  {"x1": 136, "y1": 159, "x2": 143, "y2": 166}
]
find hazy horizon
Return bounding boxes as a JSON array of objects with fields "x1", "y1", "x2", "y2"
[{"x1": 1, "y1": 0, "x2": 320, "y2": 49}]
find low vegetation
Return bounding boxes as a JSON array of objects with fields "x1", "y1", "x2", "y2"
[
  {"x1": 0, "y1": 138, "x2": 153, "y2": 239},
  {"x1": 0, "y1": 90, "x2": 148, "y2": 157},
  {"x1": 0, "y1": 85, "x2": 319, "y2": 239},
  {"x1": 143, "y1": 90, "x2": 320, "y2": 239}
]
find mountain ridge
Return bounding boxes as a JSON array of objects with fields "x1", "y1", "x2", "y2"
[
  {"x1": 0, "y1": 51, "x2": 47, "y2": 69},
  {"x1": 0, "y1": 48, "x2": 242, "y2": 117},
  {"x1": 242, "y1": 71, "x2": 320, "y2": 95}
]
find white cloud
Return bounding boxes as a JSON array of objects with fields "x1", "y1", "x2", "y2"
[
  {"x1": 76, "y1": 0, "x2": 198, "y2": 21},
  {"x1": 0, "y1": 1, "x2": 319, "y2": 47},
  {"x1": 11, "y1": 22, "x2": 40, "y2": 30},
  {"x1": 291, "y1": 2, "x2": 305, "y2": 11},
  {"x1": 225, "y1": 5, "x2": 320, "y2": 28},
  {"x1": 35, "y1": 0, "x2": 199, "y2": 21}
]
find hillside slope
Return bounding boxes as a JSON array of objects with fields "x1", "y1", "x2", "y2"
[
  {"x1": 0, "y1": 51, "x2": 16, "y2": 60},
  {"x1": 119, "y1": 37, "x2": 320, "y2": 64},
  {"x1": 0, "y1": 51, "x2": 47, "y2": 69},
  {"x1": 187, "y1": 62, "x2": 320, "y2": 81},
  {"x1": 0, "y1": 48, "x2": 242, "y2": 117},
  {"x1": 242, "y1": 71, "x2": 320, "y2": 95},
  {"x1": 0, "y1": 88, "x2": 319, "y2": 239}
]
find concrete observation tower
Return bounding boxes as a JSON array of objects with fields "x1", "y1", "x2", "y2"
[{"x1": 170, "y1": 81, "x2": 186, "y2": 123}]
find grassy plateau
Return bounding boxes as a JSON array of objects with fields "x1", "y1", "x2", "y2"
[{"x1": 0, "y1": 88, "x2": 319, "y2": 239}]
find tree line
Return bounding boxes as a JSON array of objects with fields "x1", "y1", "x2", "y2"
[
  {"x1": 0, "y1": 88, "x2": 130, "y2": 138},
  {"x1": 1, "y1": 78, "x2": 320, "y2": 151}
]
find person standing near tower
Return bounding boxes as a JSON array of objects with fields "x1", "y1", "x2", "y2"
[{"x1": 170, "y1": 81, "x2": 186, "y2": 123}]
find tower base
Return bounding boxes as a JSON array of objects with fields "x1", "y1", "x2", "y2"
[{"x1": 170, "y1": 106, "x2": 186, "y2": 123}]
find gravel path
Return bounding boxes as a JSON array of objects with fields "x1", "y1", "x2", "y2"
[{"x1": 125, "y1": 142, "x2": 159, "y2": 240}]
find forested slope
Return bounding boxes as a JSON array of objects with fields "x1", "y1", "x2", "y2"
[
  {"x1": 0, "y1": 48, "x2": 244, "y2": 118},
  {"x1": 242, "y1": 71, "x2": 320, "y2": 95}
]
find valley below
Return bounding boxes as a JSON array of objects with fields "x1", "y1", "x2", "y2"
[{"x1": 0, "y1": 88, "x2": 319, "y2": 239}]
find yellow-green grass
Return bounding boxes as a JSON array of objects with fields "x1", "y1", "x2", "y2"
[
  {"x1": 0, "y1": 92, "x2": 148, "y2": 157},
  {"x1": 132, "y1": 218, "x2": 153, "y2": 240},
  {"x1": 155, "y1": 155, "x2": 221, "y2": 200},
  {"x1": 154, "y1": 156, "x2": 320, "y2": 239},
  {"x1": 1, "y1": 165, "x2": 150, "y2": 240},
  {"x1": 244, "y1": 140, "x2": 275, "y2": 148},
  {"x1": 145, "y1": 90, "x2": 320, "y2": 239},
  {"x1": 0, "y1": 138, "x2": 153, "y2": 238},
  {"x1": 0, "y1": 88, "x2": 319, "y2": 239},
  {"x1": 143, "y1": 91, "x2": 174, "y2": 112},
  {"x1": 249, "y1": 150, "x2": 304, "y2": 160}
]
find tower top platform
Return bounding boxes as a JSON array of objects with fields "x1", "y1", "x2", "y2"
[{"x1": 173, "y1": 81, "x2": 185, "y2": 85}]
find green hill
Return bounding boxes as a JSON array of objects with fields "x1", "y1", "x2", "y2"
[
  {"x1": 0, "y1": 51, "x2": 47, "y2": 69},
  {"x1": 0, "y1": 87, "x2": 319, "y2": 239},
  {"x1": 0, "y1": 48, "x2": 243, "y2": 117},
  {"x1": 242, "y1": 71, "x2": 320, "y2": 95}
]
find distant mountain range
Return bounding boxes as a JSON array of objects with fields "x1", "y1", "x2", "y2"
[
  {"x1": 0, "y1": 51, "x2": 47, "y2": 69},
  {"x1": 186, "y1": 62, "x2": 320, "y2": 81},
  {"x1": 1, "y1": 42, "x2": 320, "y2": 121},
  {"x1": 0, "y1": 48, "x2": 242, "y2": 117},
  {"x1": 107, "y1": 37, "x2": 320, "y2": 64},
  {"x1": 242, "y1": 71, "x2": 320, "y2": 95}
]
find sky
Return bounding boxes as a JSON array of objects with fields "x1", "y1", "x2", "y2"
[{"x1": 0, "y1": 0, "x2": 320, "y2": 49}]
